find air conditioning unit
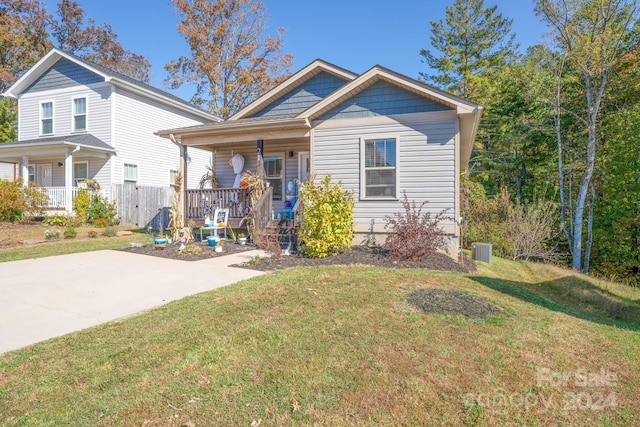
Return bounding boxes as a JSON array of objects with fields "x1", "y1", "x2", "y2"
[{"x1": 472, "y1": 242, "x2": 492, "y2": 264}]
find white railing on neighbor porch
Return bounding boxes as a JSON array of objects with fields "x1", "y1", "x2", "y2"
[
  {"x1": 40, "y1": 187, "x2": 107, "y2": 210},
  {"x1": 43, "y1": 187, "x2": 80, "y2": 209}
]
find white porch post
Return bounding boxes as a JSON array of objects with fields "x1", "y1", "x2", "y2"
[
  {"x1": 65, "y1": 150, "x2": 73, "y2": 212},
  {"x1": 21, "y1": 155, "x2": 29, "y2": 187}
]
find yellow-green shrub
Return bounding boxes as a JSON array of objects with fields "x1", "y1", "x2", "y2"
[
  {"x1": 73, "y1": 189, "x2": 91, "y2": 221},
  {"x1": 0, "y1": 180, "x2": 47, "y2": 221},
  {"x1": 299, "y1": 175, "x2": 354, "y2": 258}
]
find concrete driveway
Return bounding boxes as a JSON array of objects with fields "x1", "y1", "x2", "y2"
[{"x1": 0, "y1": 249, "x2": 266, "y2": 354}]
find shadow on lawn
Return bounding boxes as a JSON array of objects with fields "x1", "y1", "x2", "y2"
[{"x1": 470, "y1": 275, "x2": 640, "y2": 331}]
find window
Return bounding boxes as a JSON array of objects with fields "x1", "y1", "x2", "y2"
[
  {"x1": 73, "y1": 162, "x2": 88, "y2": 186},
  {"x1": 263, "y1": 155, "x2": 284, "y2": 200},
  {"x1": 170, "y1": 169, "x2": 179, "y2": 189},
  {"x1": 28, "y1": 165, "x2": 35, "y2": 183},
  {"x1": 124, "y1": 163, "x2": 138, "y2": 184},
  {"x1": 41, "y1": 102, "x2": 53, "y2": 135},
  {"x1": 362, "y1": 138, "x2": 397, "y2": 198},
  {"x1": 73, "y1": 98, "x2": 86, "y2": 131}
]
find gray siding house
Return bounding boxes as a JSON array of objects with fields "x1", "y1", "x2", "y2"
[
  {"x1": 0, "y1": 48, "x2": 218, "y2": 212},
  {"x1": 158, "y1": 60, "x2": 482, "y2": 252}
]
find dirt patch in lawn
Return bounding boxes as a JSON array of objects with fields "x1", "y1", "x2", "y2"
[{"x1": 407, "y1": 288, "x2": 503, "y2": 319}]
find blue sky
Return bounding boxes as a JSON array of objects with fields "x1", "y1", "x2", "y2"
[{"x1": 41, "y1": 0, "x2": 548, "y2": 101}]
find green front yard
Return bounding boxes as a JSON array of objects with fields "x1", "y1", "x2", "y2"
[{"x1": 1, "y1": 257, "x2": 638, "y2": 426}]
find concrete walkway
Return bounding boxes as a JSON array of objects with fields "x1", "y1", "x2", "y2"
[{"x1": 0, "y1": 249, "x2": 266, "y2": 354}]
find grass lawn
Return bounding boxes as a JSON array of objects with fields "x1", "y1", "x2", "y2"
[
  {"x1": 1, "y1": 258, "x2": 638, "y2": 425},
  {"x1": 0, "y1": 223, "x2": 148, "y2": 262}
]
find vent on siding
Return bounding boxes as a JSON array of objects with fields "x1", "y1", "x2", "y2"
[{"x1": 472, "y1": 242, "x2": 492, "y2": 264}]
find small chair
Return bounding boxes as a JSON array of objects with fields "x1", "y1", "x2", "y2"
[{"x1": 199, "y1": 208, "x2": 229, "y2": 241}]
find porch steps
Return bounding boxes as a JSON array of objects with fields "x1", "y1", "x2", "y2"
[{"x1": 260, "y1": 219, "x2": 299, "y2": 254}]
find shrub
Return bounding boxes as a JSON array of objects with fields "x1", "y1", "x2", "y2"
[
  {"x1": 86, "y1": 193, "x2": 118, "y2": 226},
  {"x1": 384, "y1": 192, "x2": 450, "y2": 261},
  {"x1": 73, "y1": 189, "x2": 91, "y2": 221},
  {"x1": 63, "y1": 226, "x2": 77, "y2": 239},
  {"x1": 44, "y1": 229, "x2": 60, "y2": 240},
  {"x1": 298, "y1": 175, "x2": 354, "y2": 258},
  {"x1": 0, "y1": 180, "x2": 48, "y2": 221},
  {"x1": 87, "y1": 230, "x2": 98, "y2": 238},
  {"x1": 462, "y1": 176, "x2": 512, "y2": 257},
  {"x1": 43, "y1": 214, "x2": 69, "y2": 227},
  {"x1": 102, "y1": 226, "x2": 117, "y2": 237},
  {"x1": 508, "y1": 199, "x2": 561, "y2": 263}
]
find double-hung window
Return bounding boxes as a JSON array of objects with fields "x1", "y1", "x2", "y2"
[
  {"x1": 73, "y1": 98, "x2": 86, "y2": 131},
  {"x1": 41, "y1": 102, "x2": 53, "y2": 135},
  {"x1": 124, "y1": 163, "x2": 138, "y2": 184},
  {"x1": 73, "y1": 162, "x2": 88, "y2": 186},
  {"x1": 362, "y1": 138, "x2": 397, "y2": 199},
  {"x1": 263, "y1": 155, "x2": 284, "y2": 201}
]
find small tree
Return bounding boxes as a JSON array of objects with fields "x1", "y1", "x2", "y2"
[
  {"x1": 384, "y1": 193, "x2": 450, "y2": 261},
  {"x1": 299, "y1": 175, "x2": 354, "y2": 258}
]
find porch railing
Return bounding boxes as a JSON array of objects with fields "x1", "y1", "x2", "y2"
[
  {"x1": 42, "y1": 187, "x2": 84, "y2": 209},
  {"x1": 184, "y1": 188, "x2": 251, "y2": 221}
]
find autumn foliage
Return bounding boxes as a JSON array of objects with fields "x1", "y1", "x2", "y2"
[{"x1": 166, "y1": 0, "x2": 293, "y2": 118}]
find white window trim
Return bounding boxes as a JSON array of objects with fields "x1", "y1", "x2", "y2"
[
  {"x1": 264, "y1": 153, "x2": 285, "y2": 201},
  {"x1": 40, "y1": 100, "x2": 54, "y2": 136},
  {"x1": 72, "y1": 97, "x2": 87, "y2": 132},
  {"x1": 124, "y1": 163, "x2": 138, "y2": 184},
  {"x1": 73, "y1": 161, "x2": 89, "y2": 186},
  {"x1": 28, "y1": 164, "x2": 35, "y2": 183},
  {"x1": 359, "y1": 136, "x2": 400, "y2": 200},
  {"x1": 170, "y1": 169, "x2": 179, "y2": 188}
]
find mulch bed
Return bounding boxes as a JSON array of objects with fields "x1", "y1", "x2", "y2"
[
  {"x1": 406, "y1": 288, "x2": 504, "y2": 319},
  {"x1": 119, "y1": 240, "x2": 476, "y2": 274},
  {"x1": 233, "y1": 245, "x2": 476, "y2": 273},
  {"x1": 118, "y1": 240, "x2": 255, "y2": 261}
]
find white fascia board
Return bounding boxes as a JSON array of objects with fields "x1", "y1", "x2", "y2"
[{"x1": 2, "y1": 49, "x2": 110, "y2": 98}]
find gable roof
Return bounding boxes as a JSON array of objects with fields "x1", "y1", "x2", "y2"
[
  {"x1": 231, "y1": 59, "x2": 358, "y2": 120},
  {"x1": 158, "y1": 59, "x2": 482, "y2": 169},
  {"x1": 2, "y1": 48, "x2": 219, "y2": 122}
]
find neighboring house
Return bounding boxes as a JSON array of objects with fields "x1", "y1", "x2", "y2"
[
  {"x1": 0, "y1": 48, "x2": 218, "y2": 213},
  {"x1": 158, "y1": 60, "x2": 482, "y2": 251}
]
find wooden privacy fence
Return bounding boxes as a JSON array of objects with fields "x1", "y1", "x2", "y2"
[{"x1": 111, "y1": 184, "x2": 174, "y2": 230}]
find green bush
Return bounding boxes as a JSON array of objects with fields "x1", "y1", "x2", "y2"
[
  {"x1": 299, "y1": 175, "x2": 354, "y2": 258},
  {"x1": 63, "y1": 226, "x2": 77, "y2": 239},
  {"x1": 0, "y1": 180, "x2": 48, "y2": 221},
  {"x1": 86, "y1": 193, "x2": 119, "y2": 226},
  {"x1": 102, "y1": 226, "x2": 117, "y2": 237},
  {"x1": 44, "y1": 229, "x2": 60, "y2": 240},
  {"x1": 43, "y1": 214, "x2": 69, "y2": 227}
]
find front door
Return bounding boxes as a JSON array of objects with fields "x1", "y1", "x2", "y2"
[
  {"x1": 37, "y1": 164, "x2": 52, "y2": 187},
  {"x1": 298, "y1": 152, "x2": 310, "y2": 184}
]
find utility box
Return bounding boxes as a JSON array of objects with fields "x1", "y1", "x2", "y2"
[{"x1": 472, "y1": 242, "x2": 492, "y2": 264}]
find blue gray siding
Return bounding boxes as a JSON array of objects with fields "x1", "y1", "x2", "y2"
[
  {"x1": 25, "y1": 58, "x2": 104, "y2": 93},
  {"x1": 251, "y1": 72, "x2": 348, "y2": 117},
  {"x1": 317, "y1": 80, "x2": 453, "y2": 121}
]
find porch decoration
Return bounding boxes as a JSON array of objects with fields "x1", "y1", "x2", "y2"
[{"x1": 239, "y1": 170, "x2": 266, "y2": 241}]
